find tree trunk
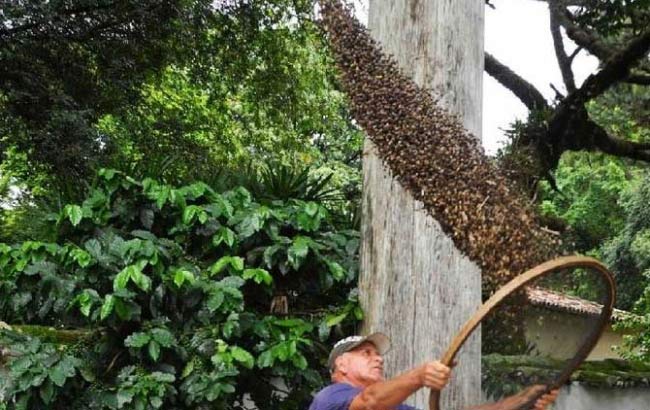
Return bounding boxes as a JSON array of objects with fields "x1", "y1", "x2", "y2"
[{"x1": 359, "y1": 1, "x2": 484, "y2": 409}]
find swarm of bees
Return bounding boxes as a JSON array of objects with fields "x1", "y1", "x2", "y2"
[{"x1": 318, "y1": 0, "x2": 560, "y2": 295}]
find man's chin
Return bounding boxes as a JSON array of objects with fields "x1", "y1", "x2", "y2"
[{"x1": 371, "y1": 371, "x2": 385, "y2": 382}]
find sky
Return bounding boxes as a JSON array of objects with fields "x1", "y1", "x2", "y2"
[{"x1": 352, "y1": 0, "x2": 599, "y2": 154}]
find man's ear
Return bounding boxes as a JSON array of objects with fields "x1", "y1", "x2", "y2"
[{"x1": 335, "y1": 354, "x2": 348, "y2": 374}]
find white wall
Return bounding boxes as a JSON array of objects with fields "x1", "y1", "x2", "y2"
[
  {"x1": 554, "y1": 383, "x2": 650, "y2": 410},
  {"x1": 483, "y1": 382, "x2": 650, "y2": 410}
]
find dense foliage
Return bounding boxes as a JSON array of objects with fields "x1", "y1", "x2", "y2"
[
  {"x1": 610, "y1": 174, "x2": 650, "y2": 362},
  {"x1": 0, "y1": 170, "x2": 361, "y2": 409},
  {"x1": 0, "y1": 0, "x2": 213, "y2": 184},
  {"x1": 535, "y1": 86, "x2": 650, "y2": 360},
  {"x1": 0, "y1": 0, "x2": 363, "y2": 219}
]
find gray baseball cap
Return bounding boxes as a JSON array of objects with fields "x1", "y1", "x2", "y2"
[{"x1": 327, "y1": 332, "x2": 391, "y2": 373}]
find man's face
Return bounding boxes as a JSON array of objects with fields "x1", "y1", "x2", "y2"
[{"x1": 336, "y1": 342, "x2": 385, "y2": 387}]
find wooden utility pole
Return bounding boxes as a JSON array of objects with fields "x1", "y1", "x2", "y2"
[{"x1": 359, "y1": 1, "x2": 484, "y2": 409}]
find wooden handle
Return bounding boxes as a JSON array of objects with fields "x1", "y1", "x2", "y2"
[{"x1": 429, "y1": 256, "x2": 616, "y2": 410}]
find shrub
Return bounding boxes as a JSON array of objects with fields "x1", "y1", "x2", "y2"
[{"x1": 0, "y1": 169, "x2": 361, "y2": 409}]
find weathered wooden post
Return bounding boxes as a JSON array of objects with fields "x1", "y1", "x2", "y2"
[{"x1": 359, "y1": 1, "x2": 484, "y2": 409}]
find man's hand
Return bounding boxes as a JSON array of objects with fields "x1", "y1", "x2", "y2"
[
  {"x1": 464, "y1": 385, "x2": 560, "y2": 410},
  {"x1": 419, "y1": 361, "x2": 451, "y2": 391},
  {"x1": 533, "y1": 389, "x2": 559, "y2": 410}
]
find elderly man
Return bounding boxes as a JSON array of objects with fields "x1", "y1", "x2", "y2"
[{"x1": 309, "y1": 333, "x2": 558, "y2": 410}]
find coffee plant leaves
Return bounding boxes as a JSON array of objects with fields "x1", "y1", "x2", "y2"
[{"x1": 0, "y1": 169, "x2": 360, "y2": 409}]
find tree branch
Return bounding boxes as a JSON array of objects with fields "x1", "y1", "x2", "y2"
[
  {"x1": 549, "y1": 1, "x2": 576, "y2": 92},
  {"x1": 551, "y1": 3, "x2": 613, "y2": 61},
  {"x1": 571, "y1": 29, "x2": 650, "y2": 104},
  {"x1": 591, "y1": 121, "x2": 650, "y2": 161},
  {"x1": 484, "y1": 52, "x2": 549, "y2": 111}
]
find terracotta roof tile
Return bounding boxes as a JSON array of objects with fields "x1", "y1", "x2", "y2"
[{"x1": 525, "y1": 287, "x2": 637, "y2": 322}]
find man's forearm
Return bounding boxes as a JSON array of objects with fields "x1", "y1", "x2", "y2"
[{"x1": 351, "y1": 366, "x2": 424, "y2": 410}]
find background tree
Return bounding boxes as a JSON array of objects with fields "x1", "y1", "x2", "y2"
[
  {"x1": 490, "y1": 0, "x2": 650, "y2": 188},
  {"x1": 0, "y1": 0, "x2": 363, "y2": 243}
]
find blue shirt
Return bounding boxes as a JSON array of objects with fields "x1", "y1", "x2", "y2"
[{"x1": 308, "y1": 383, "x2": 419, "y2": 410}]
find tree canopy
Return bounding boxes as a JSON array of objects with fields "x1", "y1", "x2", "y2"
[{"x1": 489, "y1": 0, "x2": 650, "y2": 188}]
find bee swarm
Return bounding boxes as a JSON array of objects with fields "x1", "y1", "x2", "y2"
[{"x1": 319, "y1": 0, "x2": 560, "y2": 294}]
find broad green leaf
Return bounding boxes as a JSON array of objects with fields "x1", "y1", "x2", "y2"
[
  {"x1": 173, "y1": 269, "x2": 195, "y2": 287},
  {"x1": 206, "y1": 290, "x2": 224, "y2": 312},
  {"x1": 151, "y1": 397, "x2": 163, "y2": 409},
  {"x1": 287, "y1": 236, "x2": 310, "y2": 270},
  {"x1": 79, "y1": 292, "x2": 92, "y2": 317},
  {"x1": 100, "y1": 294, "x2": 115, "y2": 320},
  {"x1": 230, "y1": 346, "x2": 254, "y2": 369},
  {"x1": 221, "y1": 383, "x2": 235, "y2": 394},
  {"x1": 64, "y1": 204, "x2": 83, "y2": 226},
  {"x1": 236, "y1": 214, "x2": 262, "y2": 238},
  {"x1": 292, "y1": 354, "x2": 308, "y2": 370},
  {"x1": 182, "y1": 205, "x2": 202, "y2": 225},
  {"x1": 70, "y1": 247, "x2": 92, "y2": 267},
  {"x1": 151, "y1": 328, "x2": 176, "y2": 347},
  {"x1": 242, "y1": 268, "x2": 273, "y2": 285},
  {"x1": 151, "y1": 371, "x2": 175, "y2": 383},
  {"x1": 24, "y1": 260, "x2": 57, "y2": 276},
  {"x1": 212, "y1": 227, "x2": 236, "y2": 248},
  {"x1": 257, "y1": 350, "x2": 274, "y2": 368},
  {"x1": 353, "y1": 306, "x2": 364, "y2": 320},
  {"x1": 325, "y1": 312, "x2": 347, "y2": 327},
  {"x1": 263, "y1": 244, "x2": 282, "y2": 268},
  {"x1": 116, "y1": 389, "x2": 134, "y2": 407},
  {"x1": 206, "y1": 383, "x2": 222, "y2": 401},
  {"x1": 128, "y1": 265, "x2": 151, "y2": 291},
  {"x1": 114, "y1": 298, "x2": 140, "y2": 321},
  {"x1": 148, "y1": 340, "x2": 161, "y2": 361},
  {"x1": 326, "y1": 260, "x2": 345, "y2": 281},
  {"x1": 49, "y1": 358, "x2": 76, "y2": 387},
  {"x1": 277, "y1": 342, "x2": 290, "y2": 361},
  {"x1": 40, "y1": 379, "x2": 54, "y2": 404},
  {"x1": 180, "y1": 182, "x2": 208, "y2": 199},
  {"x1": 210, "y1": 256, "x2": 244, "y2": 275},
  {"x1": 113, "y1": 269, "x2": 130, "y2": 291},
  {"x1": 84, "y1": 239, "x2": 102, "y2": 259},
  {"x1": 125, "y1": 332, "x2": 151, "y2": 348},
  {"x1": 181, "y1": 360, "x2": 195, "y2": 379}
]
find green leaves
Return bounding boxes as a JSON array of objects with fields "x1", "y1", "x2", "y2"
[
  {"x1": 125, "y1": 332, "x2": 151, "y2": 348},
  {"x1": 230, "y1": 346, "x2": 254, "y2": 369},
  {"x1": 210, "y1": 256, "x2": 244, "y2": 275},
  {"x1": 173, "y1": 269, "x2": 195, "y2": 287},
  {"x1": 100, "y1": 294, "x2": 116, "y2": 320},
  {"x1": 212, "y1": 227, "x2": 236, "y2": 248},
  {"x1": 70, "y1": 289, "x2": 100, "y2": 317},
  {"x1": 287, "y1": 236, "x2": 311, "y2": 269},
  {"x1": 2, "y1": 337, "x2": 81, "y2": 405},
  {"x1": 49, "y1": 357, "x2": 78, "y2": 387},
  {"x1": 257, "y1": 340, "x2": 309, "y2": 370},
  {"x1": 63, "y1": 205, "x2": 83, "y2": 226},
  {"x1": 115, "y1": 367, "x2": 176, "y2": 409},
  {"x1": 124, "y1": 327, "x2": 177, "y2": 362},
  {"x1": 113, "y1": 262, "x2": 151, "y2": 292},
  {"x1": 182, "y1": 205, "x2": 208, "y2": 225},
  {"x1": 0, "y1": 169, "x2": 360, "y2": 409},
  {"x1": 242, "y1": 268, "x2": 272, "y2": 285}
]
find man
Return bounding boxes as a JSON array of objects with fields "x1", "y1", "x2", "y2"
[{"x1": 309, "y1": 333, "x2": 559, "y2": 410}]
